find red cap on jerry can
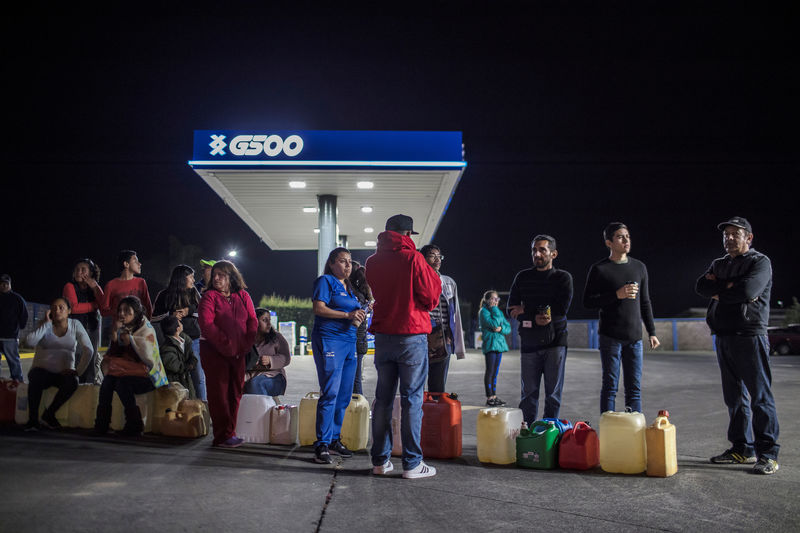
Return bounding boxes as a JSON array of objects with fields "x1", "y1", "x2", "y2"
[{"x1": 658, "y1": 409, "x2": 670, "y2": 418}]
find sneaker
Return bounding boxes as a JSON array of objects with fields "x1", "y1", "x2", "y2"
[
  {"x1": 24, "y1": 421, "x2": 40, "y2": 432},
  {"x1": 329, "y1": 440, "x2": 353, "y2": 458},
  {"x1": 753, "y1": 457, "x2": 779, "y2": 475},
  {"x1": 402, "y1": 461, "x2": 437, "y2": 479},
  {"x1": 314, "y1": 444, "x2": 333, "y2": 464},
  {"x1": 372, "y1": 460, "x2": 394, "y2": 475},
  {"x1": 710, "y1": 448, "x2": 757, "y2": 464},
  {"x1": 40, "y1": 411, "x2": 62, "y2": 430},
  {"x1": 216, "y1": 436, "x2": 244, "y2": 448},
  {"x1": 494, "y1": 397, "x2": 507, "y2": 406}
]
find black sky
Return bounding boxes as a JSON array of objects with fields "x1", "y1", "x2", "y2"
[{"x1": 2, "y1": 8, "x2": 797, "y2": 319}]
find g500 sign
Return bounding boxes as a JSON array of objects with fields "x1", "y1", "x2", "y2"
[{"x1": 209, "y1": 134, "x2": 304, "y2": 157}]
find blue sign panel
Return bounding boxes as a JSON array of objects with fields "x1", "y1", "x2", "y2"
[{"x1": 190, "y1": 130, "x2": 465, "y2": 168}]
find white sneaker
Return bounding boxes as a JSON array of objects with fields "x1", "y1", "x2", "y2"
[
  {"x1": 372, "y1": 460, "x2": 394, "y2": 475},
  {"x1": 402, "y1": 461, "x2": 436, "y2": 479}
]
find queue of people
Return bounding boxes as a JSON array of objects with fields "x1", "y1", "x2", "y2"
[{"x1": 0, "y1": 214, "x2": 781, "y2": 476}]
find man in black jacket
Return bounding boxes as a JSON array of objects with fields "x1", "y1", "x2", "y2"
[
  {"x1": 0, "y1": 274, "x2": 28, "y2": 381},
  {"x1": 695, "y1": 216, "x2": 780, "y2": 475}
]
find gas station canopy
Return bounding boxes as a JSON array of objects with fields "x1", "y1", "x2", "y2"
[{"x1": 189, "y1": 131, "x2": 467, "y2": 251}]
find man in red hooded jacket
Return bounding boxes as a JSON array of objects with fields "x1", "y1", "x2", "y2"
[{"x1": 366, "y1": 214, "x2": 441, "y2": 479}]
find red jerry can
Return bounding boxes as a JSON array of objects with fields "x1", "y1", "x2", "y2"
[
  {"x1": 421, "y1": 392, "x2": 462, "y2": 458},
  {"x1": 558, "y1": 421, "x2": 600, "y2": 470},
  {"x1": 0, "y1": 379, "x2": 21, "y2": 423}
]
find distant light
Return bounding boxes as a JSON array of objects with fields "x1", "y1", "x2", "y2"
[
  {"x1": 313, "y1": 228, "x2": 320, "y2": 234},
  {"x1": 289, "y1": 181, "x2": 306, "y2": 189},
  {"x1": 364, "y1": 240, "x2": 377, "y2": 247},
  {"x1": 361, "y1": 206, "x2": 373, "y2": 213},
  {"x1": 302, "y1": 207, "x2": 317, "y2": 213},
  {"x1": 356, "y1": 181, "x2": 374, "y2": 189},
  {"x1": 364, "y1": 227, "x2": 374, "y2": 233},
  {"x1": 227, "y1": 250, "x2": 238, "y2": 257}
]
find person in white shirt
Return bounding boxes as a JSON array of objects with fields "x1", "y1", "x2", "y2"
[{"x1": 24, "y1": 297, "x2": 93, "y2": 430}]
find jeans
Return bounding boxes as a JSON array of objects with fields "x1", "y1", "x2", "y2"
[
  {"x1": 519, "y1": 346, "x2": 567, "y2": 424},
  {"x1": 27, "y1": 367, "x2": 78, "y2": 423},
  {"x1": 312, "y1": 335, "x2": 357, "y2": 446},
  {"x1": 371, "y1": 333, "x2": 428, "y2": 470},
  {"x1": 716, "y1": 335, "x2": 780, "y2": 460},
  {"x1": 0, "y1": 339, "x2": 24, "y2": 381},
  {"x1": 191, "y1": 338, "x2": 207, "y2": 401},
  {"x1": 353, "y1": 352, "x2": 364, "y2": 395},
  {"x1": 244, "y1": 374, "x2": 287, "y2": 396},
  {"x1": 599, "y1": 335, "x2": 643, "y2": 414},
  {"x1": 78, "y1": 324, "x2": 101, "y2": 385},
  {"x1": 483, "y1": 351, "x2": 503, "y2": 397}
]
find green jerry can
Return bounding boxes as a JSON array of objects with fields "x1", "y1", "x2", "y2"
[{"x1": 516, "y1": 420, "x2": 560, "y2": 469}]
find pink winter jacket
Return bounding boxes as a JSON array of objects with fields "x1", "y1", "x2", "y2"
[{"x1": 198, "y1": 289, "x2": 258, "y2": 357}]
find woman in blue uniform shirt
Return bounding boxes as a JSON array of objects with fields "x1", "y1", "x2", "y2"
[{"x1": 311, "y1": 247, "x2": 366, "y2": 464}]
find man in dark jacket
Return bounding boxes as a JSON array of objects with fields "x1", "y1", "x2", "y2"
[
  {"x1": 0, "y1": 274, "x2": 29, "y2": 381},
  {"x1": 366, "y1": 214, "x2": 441, "y2": 479},
  {"x1": 695, "y1": 216, "x2": 780, "y2": 475}
]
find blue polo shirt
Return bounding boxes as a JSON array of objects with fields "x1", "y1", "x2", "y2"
[{"x1": 312, "y1": 275, "x2": 360, "y2": 341}]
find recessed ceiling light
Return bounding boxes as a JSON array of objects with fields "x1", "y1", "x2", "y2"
[
  {"x1": 364, "y1": 227, "x2": 374, "y2": 233},
  {"x1": 313, "y1": 228, "x2": 320, "y2": 234},
  {"x1": 356, "y1": 181, "x2": 374, "y2": 189},
  {"x1": 361, "y1": 206, "x2": 373, "y2": 213},
  {"x1": 302, "y1": 207, "x2": 317, "y2": 213},
  {"x1": 289, "y1": 181, "x2": 306, "y2": 189},
  {"x1": 364, "y1": 240, "x2": 377, "y2": 247}
]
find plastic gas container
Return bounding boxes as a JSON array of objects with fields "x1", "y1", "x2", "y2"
[
  {"x1": 299, "y1": 392, "x2": 320, "y2": 446},
  {"x1": 67, "y1": 384, "x2": 100, "y2": 429},
  {"x1": 541, "y1": 418, "x2": 573, "y2": 435},
  {"x1": 269, "y1": 404, "x2": 299, "y2": 445},
  {"x1": 236, "y1": 394, "x2": 276, "y2": 443},
  {"x1": 599, "y1": 409, "x2": 647, "y2": 474},
  {"x1": 341, "y1": 394, "x2": 370, "y2": 451},
  {"x1": 151, "y1": 383, "x2": 189, "y2": 434},
  {"x1": 477, "y1": 407, "x2": 524, "y2": 465},
  {"x1": 1, "y1": 379, "x2": 21, "y2": 423},
  {"x1": 14, "y1": 382, "x2": 30, "y2": 425},
  {"x1": 517, "y1": 420, "x2": 560, "y2": 469},
  {"x1": 161, "y1": 399, "x2": 209, "y2": 438},
  {"x1": 646, "y1": 410, "x2": 678, "y2": 477},
  {"x1": 421, "y1": 392, "x2": 462, "y2": 459},
  {"x1": 559, "y1": 421, "x2": 600, "y2": 470}
]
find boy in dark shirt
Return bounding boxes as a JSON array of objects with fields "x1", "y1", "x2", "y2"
[{"x1": 583, "y1": 222, "x2": 660, "y2": 414}]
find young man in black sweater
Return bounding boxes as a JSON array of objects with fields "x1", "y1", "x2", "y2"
[
  {"x1": 583, "y1": 222, "x2": 659, "y2": 415},
  {"x1": 507, "y1": 235, "x2": 573, "y2": 425}
]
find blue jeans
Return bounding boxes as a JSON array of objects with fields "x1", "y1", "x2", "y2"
[
  {"x1": 483, "y1": 351, "x2": 503, "y2": 397},
  {"x1": 0, "y1": 339, "x2": 24, "y2": 381},
  {"x1": 371, "y1": 333, "x2": 428, "y2": 470},
  {"x1": 190, "y1": 338, "x2": 207, "y2": 401},
  {"x1": 716, "y1": 335, "x2": 780, "y2": 460},
  {"x1": 244, "y1": 374, "x2": 286, "y2": 396},
  {"x1": 312, "y1": 335, "x2": 357, "y2": 446},
  {"x1": 519, "y1": 346, "x2": 567, "y2": 424},
  {"x1": 599, "y1": 335, "x2": 643, "y2": 414}
]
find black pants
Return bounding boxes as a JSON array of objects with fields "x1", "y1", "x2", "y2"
[
  {"x1": 27, "y1": 367, "x2": 78, "y2": 423},
  {"x1": 98, "y1": 375, "x2": 154, "y2": 411}
]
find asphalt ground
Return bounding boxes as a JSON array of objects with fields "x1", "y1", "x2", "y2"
[{"x1": 1, "y1": 348, "x2": 798, "y2": 533}]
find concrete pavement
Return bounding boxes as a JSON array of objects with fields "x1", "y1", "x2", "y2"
[{"x1": 1, "y1": 348, "x2": 798, "y2": 532}]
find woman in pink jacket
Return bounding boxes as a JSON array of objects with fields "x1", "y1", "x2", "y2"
[{"x1": 198, "y1": 260, "x2": 258, "y2": 448}]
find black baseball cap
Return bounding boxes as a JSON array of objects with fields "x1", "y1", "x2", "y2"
[
  {"x1": 0, "y1": 274, "x2": 10, "y2": 283},
  {"x1": 717, "y1": 216, "x2": 752, "y2": 233},
  {"x1": 385, "y1": 214, "x2": 419, "y2": 235}
]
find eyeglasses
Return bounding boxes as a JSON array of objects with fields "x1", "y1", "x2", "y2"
[{"x1": 426, "y1": 255, "x2": 444, "y2": 261}]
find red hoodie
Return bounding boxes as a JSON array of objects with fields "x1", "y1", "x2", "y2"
[{"x1": 366, "y1": 231, "x2": 441, "y2": 335}]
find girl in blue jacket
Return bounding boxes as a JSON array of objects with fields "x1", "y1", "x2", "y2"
[{"x1": 479, "y1": 290, "x2": 511, "y2": 406}]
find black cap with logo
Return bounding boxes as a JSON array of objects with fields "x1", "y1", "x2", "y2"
[
  {"x1": 385, "y1": 214, "x2": 419, "y2": 235},
  {"x1": 717, "y1": 216, "x2": 752, "y2": 233}
]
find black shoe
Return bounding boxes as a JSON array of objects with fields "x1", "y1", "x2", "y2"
[
  {"x1": 40, "y1": 410, "x2": 62, "y2": 430},
  {"x1": 710, "y1": 448, "x2": 756, "y2": 464},
  {"x1": 329, "y1": 440, "x2": 353, "y2": 458},
  {"x1": 494, "y1": 397, "x2": 507, "y2": 406},
  {"x1": 314, "y1": 444, "x2": 333, "y2": 464}
]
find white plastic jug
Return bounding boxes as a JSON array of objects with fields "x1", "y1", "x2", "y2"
[
  {"x1": 299, "y1": 392, "x2": 320, "y2": 446},
  {"x1": 269, "y1": 404, "x2": 299, "y2": 445},
  {"x1": 236, "y1": 394, "x2": 276, "y2": 443},
  {"x1": 477, "y1": 407, "x2": 524, "y2": 464},
  {"x1": 599, "y1": 410, "x2": 647, "y2": 474},
  {"x1": 341, "y1": 394, "x2": 370, "y2": 451}
]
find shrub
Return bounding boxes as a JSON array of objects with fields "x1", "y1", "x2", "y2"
[{"x1": 258, "y1": 293, "x2": 315, "y2": 331}]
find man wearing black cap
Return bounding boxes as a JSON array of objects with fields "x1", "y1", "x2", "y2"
[
  {"x1": 366, "y1": 214, "x2": 442, "y2": 479},
  {"x1": 0, "y1": 274, "x2": 29, "y2": 381},
  {"x1": 696, "y1": 216, "x2": 780, "y2": 475}
]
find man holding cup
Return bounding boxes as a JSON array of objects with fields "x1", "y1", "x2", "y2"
[{"x1": 583, "y1": 222, "x2": 660, "y2": 414}]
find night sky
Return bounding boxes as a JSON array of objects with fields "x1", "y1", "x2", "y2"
[{"x1": 2, "y1": 9, "x2": 797, "y2": 320}]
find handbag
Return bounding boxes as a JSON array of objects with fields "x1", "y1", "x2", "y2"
[{"x1": 105, "y1": 355, "x2": 149, "y2": 378}]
